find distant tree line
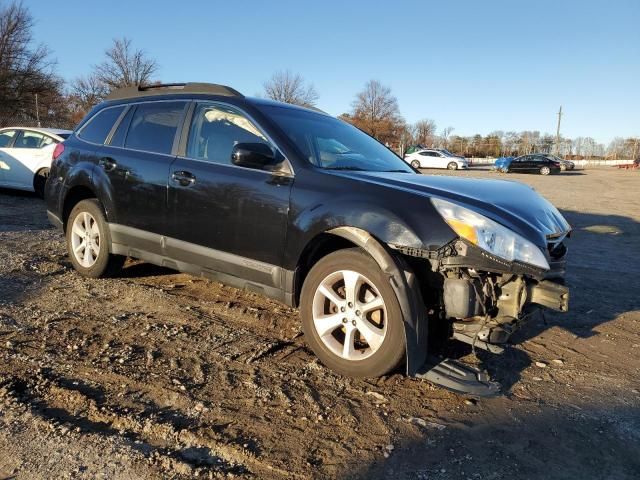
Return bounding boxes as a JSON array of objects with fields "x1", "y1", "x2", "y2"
[
  {"x1": 1, "y1": 1, "x2": 637, "y2": 159},
  {"x1": 0, "y1": 1, "x2": 157, "y2": 128}
]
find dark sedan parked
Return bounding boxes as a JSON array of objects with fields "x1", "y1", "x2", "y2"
[
  {"x1": 506, "y1": 154, "x2": 562, "y2": 175},
  {"x1": 545, "y1": 154, "x2": 575, "y2": 171}
]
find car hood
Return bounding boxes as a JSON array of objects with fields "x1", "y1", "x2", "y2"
[{"x1": 345, "y1": 172, "x2": 571, "y2": 248}]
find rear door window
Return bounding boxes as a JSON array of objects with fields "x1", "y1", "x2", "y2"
[
  {"x1": 108, "y1": 107, "x2": 135, "y2": 147},
  {"x1": 13, "y1": 130, "x2": 48, "y2": 149},
  {"x1": 125, "y1": 102, "x2": 187, "y2": 155},
  {"x1": 79, "y1": 106, "x2": 125, "y2": 144}
]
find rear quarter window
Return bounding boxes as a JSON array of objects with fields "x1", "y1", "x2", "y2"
[{"x1": 78, "y1": 106, "x2": 125, "y2": 144}]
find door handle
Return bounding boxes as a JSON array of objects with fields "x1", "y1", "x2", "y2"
[
  {"x1": 99, "y1": 157, "x2": 117, "y2": 172},
  {"x1": 171, "y1": 170, "x2": 196, "y2": 187}
]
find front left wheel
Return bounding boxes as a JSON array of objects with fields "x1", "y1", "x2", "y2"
[
  {"x1": 411, "y1": 159, "x2": 421, "y2": 169},
  {"x1": 300, "y1": 248, "x2": 406, "y2": 378},
  {"x1": 66, "y1": 199, "x2": 125, "y2": 278},
  {"x1": 447, "y1": 162, "x2": 458, "y2": 170}
]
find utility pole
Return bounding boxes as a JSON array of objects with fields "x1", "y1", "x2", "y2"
[
  {"x1": 555, "y1": 105, "x2": 562, "y2": 157},
  {"x1": 35, "y1": 93, "x2": 41, "y2": 127}
]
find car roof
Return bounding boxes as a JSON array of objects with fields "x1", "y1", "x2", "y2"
[
  {"x1": 0, "y1": 126, "x2": 72, "y2": 140},
  {"x1": 101, "y1": 82, "x2": 330, "y2": 116}
]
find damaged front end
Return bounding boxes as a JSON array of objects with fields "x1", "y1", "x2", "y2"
[
  {"x1": 394, "y1": 237, "x2": 570, "y2": 356},
  {"x1": 390, "y1": 196, "x2": 571, "y2": 396},
  {"x1": 439, "y1": 238, "x2": 569, "y2": 354}
]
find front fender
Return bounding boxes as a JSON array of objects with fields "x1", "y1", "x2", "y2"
[
  {"x1": 287, "y1": 198, "x2": 427, "y2": 269},
  {"x1": 328, "y1": 227, "x2": 428, "y2": 376}
]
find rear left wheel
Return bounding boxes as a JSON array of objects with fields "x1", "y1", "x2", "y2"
[
  {"x1": 66, "y1": 199, "x2": 125, "y2": 278},
  {"x1": 300, "y1": 248, "x2": 405, "y2": 378},
  {"x1": 33, "y1": 168, "x2": 49, "y2": 198}
]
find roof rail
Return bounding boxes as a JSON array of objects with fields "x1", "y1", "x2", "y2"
[{"x1": 105, "y1": 83, "x2": 244, "y2": 101}]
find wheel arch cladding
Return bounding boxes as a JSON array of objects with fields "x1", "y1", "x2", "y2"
[
  {"x1": 293, "y1": 232, "x2": 358, "y2": 307},
  {"x1": 326, "y1": 226, "x2": 428, "y2": 376},
  {"x1": 62, "y1": 185, "x2": 98, "y2": 228}
]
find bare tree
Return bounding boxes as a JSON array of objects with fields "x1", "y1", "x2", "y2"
[
  {"x1": 413, "y1": 119, "x2": 437, "y2": 147},
  {"x1": 440, "y1": 126, "x2": 454, "y2": 148},
  {"x1": 67, "y1": 37, "x2": 159, "y2": 118},
  {"x1": 67, "y1": 73, "x2": 108, "y2": 122},
  {"x1": 348, "y1": 80, "x2": 404, "y2": 145},
  {"x1": 0, "y1": 1, "x2": 62, "y2": 123},
  {"x1": 263, "y1": 70, "x2": 319, "y2": 107},
  {"x1": 95, "y1": 37, "x2": 158, "y2": 90}
]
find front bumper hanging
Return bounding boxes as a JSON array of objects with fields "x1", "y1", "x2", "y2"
[{"x1": 528, "y1": 280, "x2": 569, "y2": 312}]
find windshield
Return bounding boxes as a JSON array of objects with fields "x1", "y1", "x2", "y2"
[{"x1": 260, "y1": 105, "x2": 413, "y2": 173}]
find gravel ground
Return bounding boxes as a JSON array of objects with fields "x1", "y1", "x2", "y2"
[{"x1": 0, "y1": 167, "x2": 639, "y2": 479}]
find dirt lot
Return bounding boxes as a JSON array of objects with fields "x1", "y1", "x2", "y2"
[{"x1": 0, "y1": 167, "x2": 638, "y2": 479}]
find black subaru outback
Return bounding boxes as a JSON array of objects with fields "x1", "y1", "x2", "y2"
[{"x1": 45, "y1": 83, "x2": 570, "y2": 393}]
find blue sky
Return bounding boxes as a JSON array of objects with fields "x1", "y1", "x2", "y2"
[{"x1": 26, "y1": 0, "x2": 639, "y2": 144}]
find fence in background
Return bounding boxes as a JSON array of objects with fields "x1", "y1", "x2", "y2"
[{"x1": 0, "y1": 117, "x2": 76, "y2": 130}]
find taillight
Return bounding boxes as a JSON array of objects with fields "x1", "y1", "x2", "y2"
[{"x1": 52, "y1": 143, "x2": 65, "y2": 161}]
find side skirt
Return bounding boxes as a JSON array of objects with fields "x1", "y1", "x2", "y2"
[{"x1": 108, "y1": 223, "x2": 294, "y2": 306}]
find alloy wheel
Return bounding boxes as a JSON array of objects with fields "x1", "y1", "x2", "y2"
[
  {"x1": 312, "y1": 270, "x2": 387, "y2": 361},
  {"x1": 70, "y1": 212, "x2": 101, "y2": 268}
]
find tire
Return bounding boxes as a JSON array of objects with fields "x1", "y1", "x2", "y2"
[
  {"x1": 300, "y1": 248, "x2": 406, "y2": 378},
  {"x1": 540, "y1": 166, "x2": 551, "y2": 175},
  {"x1": 560, "y1": 164, "x2": 567, "y2": 171},
  {"x1": 447, "y1": 162, "x2": 458, "y2": 170},
  {"x1": 410, "y1": 160, "x2": 421, "y2": 169},
  {"x1": 33, "y1": 168, "x2": 49, "y2": 198},
  {"x1": 66, "y1": 199, "x2": 125, "y2": 278}
]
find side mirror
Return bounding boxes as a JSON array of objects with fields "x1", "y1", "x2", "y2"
[{"x1": 231, "y1": 143, "x2": 279, "y2": 170}]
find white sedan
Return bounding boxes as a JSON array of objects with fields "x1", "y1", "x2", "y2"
[
  {"x1": 404, "y1": 148, "x2": 468, "y2": 170},
  {"x1": 0, "y1": 127, "x2": 72, "y2": 197}
]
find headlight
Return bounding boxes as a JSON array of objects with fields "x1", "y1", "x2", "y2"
[{"x1": 432, "y1": 198, "x2": 550, "y2": 270}]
